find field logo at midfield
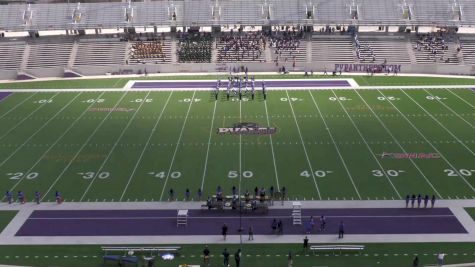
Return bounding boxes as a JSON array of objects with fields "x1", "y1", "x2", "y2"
[
  {"x1": 379, "y1": 152, "x2": 440, "y2": 159},
  {"x1": 218, "y1": 122, "x2": 276, "y2": 135}
]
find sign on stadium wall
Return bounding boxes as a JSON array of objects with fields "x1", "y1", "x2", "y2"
[{"x1": 335, "y1": 63, "x2": 402, "y2": 73}]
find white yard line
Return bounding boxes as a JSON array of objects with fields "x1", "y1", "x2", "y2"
[
  {"x1": 0, "y1": 92, "x2": 57, "y2": 142},
  {"x1": 9, "y1": 92, "x2": 108, "y2": 192},
  {"x1": 0, "y1": 92, "x2": 37, "y2": 121},
  {"x1": 159, "y1": 90, "x2": 197, "y2": 201},
  {"x1": 263, "y1": 99, "x2": 280, "y2": 190},
  {"x1": 353, "y1": 89, "x2": 443, "y2": 198},
  {"x1": 423, "y1": 89, "x2": 475, "y2": 130},
  {"x1": 328, "y1": 89, "x2": 400, "y2": 199},
  {"x1": 377, "y1": 89, "x2": 475, "y2": 193},
  {"x1": 285, "y1": 90, "x2": 322, "y2": 200},
  {"x1": 119, "y1": 91, "x2": 174, "y2": 201},
  {"x1": 239, "y1": 98, "x2": 242, "y2": 195},
  {"x1": 80, "y1": 91, "x2": 153, "y2": 201},
  {"x1": 41, "y1": 91, "x2": 131, "y2": 200},
  {"x1": 445, "y1": 89, "x2": 475, "y2": 110},
  {"x1": 200, "y1": 100, "x2": 218, "y2": 191},
  {"x1": 308, "y1": 90, "x2": 362, "y2": 200},
  {"x1": 400, "y1": 89, "x2": 475, "y2": 156},
  {"x1": 0, "y1": 92, "x2": 65, "y2": 169}
]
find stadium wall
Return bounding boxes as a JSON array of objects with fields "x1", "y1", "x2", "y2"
[{"x1": 0, "y1": 63, "x2": 473, "y2": 81}]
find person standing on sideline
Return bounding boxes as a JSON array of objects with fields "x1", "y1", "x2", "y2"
[
  {"x1": 287, "y1": 251, "x2": 293, "y2": 267},
  {"x1": 185, "y1": 188, "x2": 190, "y2": 201},
  {"x1": 248, "y1": 226, "x2": 254, "y2": 241},
  {"x1": 405, "y1": 194, "x2": 410, "y2": 208},
  {"x1": 234, "y1": 249, "x2": 241, "y2": 267},
  {"x1": 437, "y1": 252, "x2": 446, "y2": 266},
  {"x1": 309, "y1": 216, "x2": 315, "y2": 232},
  {"x1": 222, "y1": 248, "x2": 230, "y2": 267},
  {"x1": 320, "y1": 215, "x2": 326, "y2": 231},
  {"x1": 34, "y1": 191, "x2": 41, "y2": 204},
  {"x1": 197, "y1": 188, "x2": 202, "y2": 201},
  {"x1": 169, "y1": 188, "x2": 174, "y2": 201},
  {"x1": 412, "y1": 255, "x2": 419, "y2": 267},
  {"x1": 5, "y1": 191, "x2": 12, "y2": 204},
  {"x1": 417, "y1": 194, "x2": 422, "y2": 208},
  {"x1": 222, "y1": 223, "x2": 228, "y2": 240},
  {"x1": 271, "y1": 219, "x2": 278, "y2": 234},
  {"x1": 431, "y1": 195, "x2": 436, "y2": 208},
  {"x1": 411, "y1": 194, "x2": 416, "y2": 208},
  {"x1": 424, "y1": 195, "x2": 429, "y2": 208},
  {"x1": 278, "y1": 219, "x2": 283, "y2": 234},
  {"x1": 338, "y1": 221, "x2": 345, "y2": 239},
  {"x1": 303, "y1": 236, "x2": 309, "y2": 254},
  {"x1": 203, "y1": 245, "x2": 210, "y2": 266},
  {"x1": 55, "y1": 190, "x2": 62, "y2": 204}
]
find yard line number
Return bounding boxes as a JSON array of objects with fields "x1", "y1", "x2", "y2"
[
  {"x1": 377, "y1": 96, "x2": 401, "y2": 101},
  {"x1": 444, "y1": 169, "x2": 474, "y2": 177},
  {"x1": 148, "y1": 171, "x2": 182, "y2": 179},
  {"x1": 426, "y1": 96, "x2": 447, "y2": 100},
  {"x1": 329, "y1": 97, "x2": 352, "y2": 101},
  {"x1": 6, "y1": 172, "x2": 38, "y2": 180},
  {"x1": 228, "y1": 170, "x2": 253, "y2": 179},
  {"x1": 300, "y1": 170, "x2": 333, "y2": 178},
  {"x1": 372, "y1": 169, "x2": 405, "y2": 177},
  {"x1": 77, "y1": 172, "x2": 110, "y2": 179}
]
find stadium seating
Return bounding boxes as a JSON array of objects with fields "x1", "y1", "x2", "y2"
[
  {"x1": 312, "y1": 35, "x2": 355, "y2": 63},
  {"x1": 217, "y1": 32, "x2": 266, "y2": 63},
  {"x1": 358, "y1": 35, "x2": 412, "y2": 64},
  {"x1": 0, "y1": 42, "x2": 25, "y2": 71},
  {"x1": 74, "y1": 39, "x2": 127, "y2": 66},
  {"x1": 27, "y1": 41, "x2": 73, "y2": 69},
  {"x1": 269, "y1": 31, "x2": 307, "y2": 64},
  {"x1": 460, "y1": 39, "x2": 475, "y2": 65},
  {"x1": 128, "y1": 38, "x2": 172, "y2": 64},
  {"x1": 411, "y1": 33, "x2": 460, "y2": 65},
  {"x1": 177, "y1": 33, "x2": 212, "y2": 63}
]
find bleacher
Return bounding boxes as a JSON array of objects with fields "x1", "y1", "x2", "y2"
[
  {"x1": 177, "y1": 33, "x2": 212, "y2": 63},
  {"x1": 0, "y1": 42, "x2": 25, "y2": 71},
  {"x1": 128, "y1": 38, "x2": 172, "y2": 64},
  {"x1": 411, "y1": 34, "x2": 460, "y2": 65},
  {"x1": 269, "y1": 32, "x2": 307, "y2": 64},
  {"x1": 74, "y1": 39, "x2": 126, "y2": 66},
  {"x1": 312, "y1": 35, "x2": 355, "y2": 63},
  {"x1": 358, "y1": 36, "x2": 412, "y2": 64},
  {"x1": 27, "y1": 41, "x2": 73, "y2": 69},
  {"x1": 460, "y1": 39, "x2": 475, "y2": 65},
  {"x1": 216, "y1": 32, "x2": 266, "y2": 63}
]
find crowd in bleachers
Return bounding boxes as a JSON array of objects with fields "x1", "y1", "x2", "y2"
[
  {"x1": 414, "y1": 32, "x2": 451, "y2": 62},
  {"x1": 177, "y1": 32, "x2": 212, "y2": 63},
  {"x1": 217, "y1": 31, "x2": 266, "y2": 62},
  {"x1": 129, "y1": 40, "x2": 165, "y2": 63},
  {"x1": 354, "y1": 34, "x2": 375, "y2": 62},
  {"x1": 268, "y1": 28, "x2": 304, "y2": 64}
]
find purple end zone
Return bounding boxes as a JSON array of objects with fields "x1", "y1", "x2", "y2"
[
  {"x1": 0, "y1": 92, "x2": 12, "y2": 102},
  {"x1": 131, "y1": 80, "x2": 351, "y2": 89},
  {"x1": 16, "y1": 208, "x2": 467, "y2": 236}
]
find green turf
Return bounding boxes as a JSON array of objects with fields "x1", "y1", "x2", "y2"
[
  {"x1": 0, "y1": 243, "x2": 474, "y2": 267},
  {"x1": 0, "y1": 74, "x2": 475, "y2": 89},
  {"x1": 0, "y1": 88, "x2": 473, "y2": 202},
  {"x1": 0, "y1": 211, "x2": 17, "y2": 233},
  {"x1": 465, "y1": 208, "x2": 475, "y2": 221}
]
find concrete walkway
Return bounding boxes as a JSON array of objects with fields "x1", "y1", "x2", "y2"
[{"x1": 1, "y1": 200, "x2": 475, "y2": 245}]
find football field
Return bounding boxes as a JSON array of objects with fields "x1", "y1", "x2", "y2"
[{"x1": 0, "y1": 85, "x2": 474, "y2": 202}]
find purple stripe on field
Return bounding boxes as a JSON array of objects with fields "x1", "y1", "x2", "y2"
[
  {"x1": 16, "y1": 208, "x2": 466, "y2": 236},
  {"x1": 131, "y1": 80, "x2": 350, "y2": 89},
  {"x1": 0, "y1": 92, "x2": 12, "y2": 102}
]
